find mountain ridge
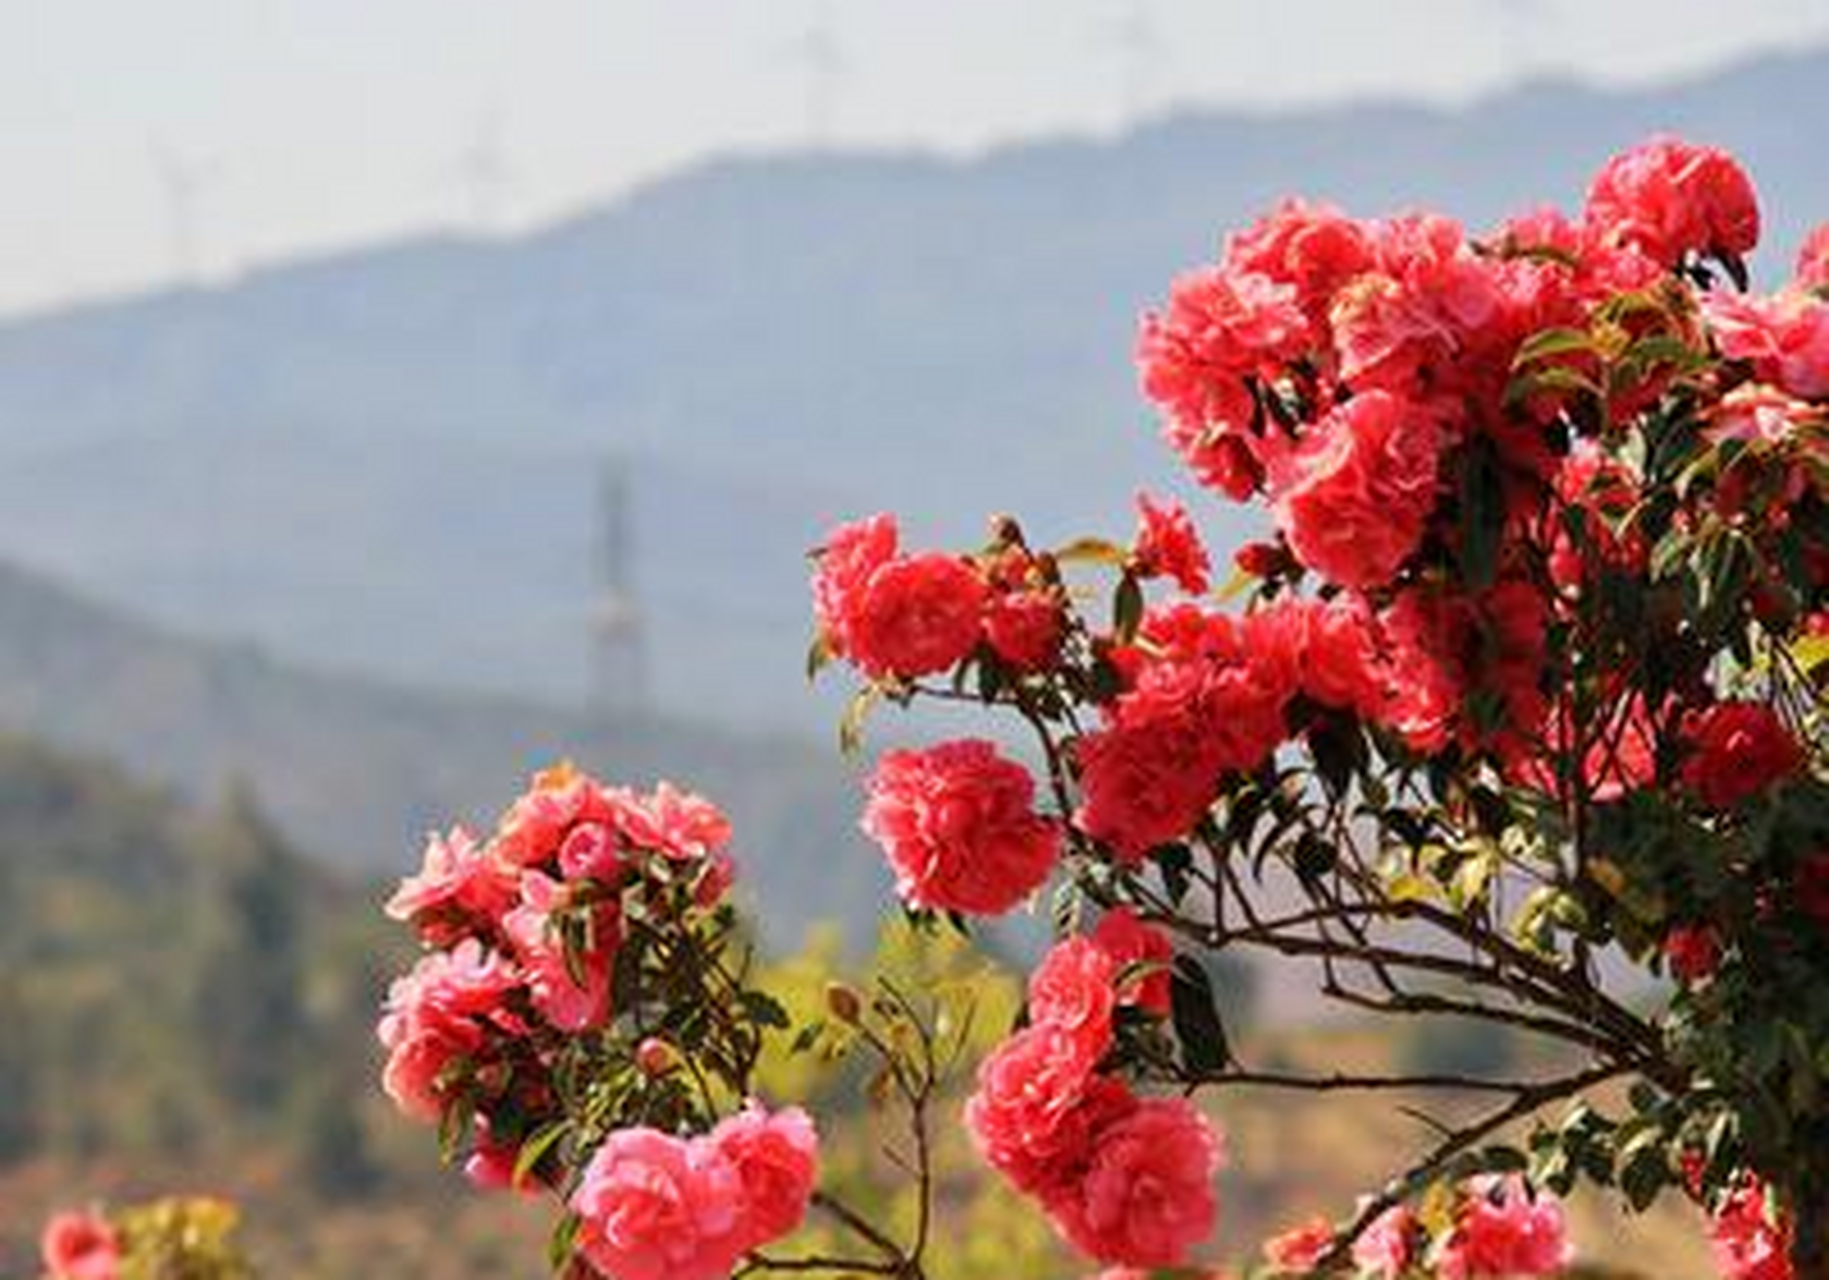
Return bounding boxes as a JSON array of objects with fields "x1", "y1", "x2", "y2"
[{"x1": 0, "y1": 47, "x2": 1825, "y2": 731}]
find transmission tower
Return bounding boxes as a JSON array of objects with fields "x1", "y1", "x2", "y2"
[{"x1": 589, "y1": 454, "x2": 648, "y2": 717}]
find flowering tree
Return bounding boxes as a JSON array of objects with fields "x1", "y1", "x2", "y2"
[{"x1": 380, "y1": 138, "x2": 1829, "y2": 1279}]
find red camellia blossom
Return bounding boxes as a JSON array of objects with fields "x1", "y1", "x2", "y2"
[
  {"x1": 1710, "y1": 1177, "x2": 1794, "y2": 1280},
  {"x1": 40, "y1": 1210, "x2": 120, "y2": 1280},
  {"x1": 1073, "y1": 700, "x2": 1226, "y2": 863},
  {"x1": 965, "y1": 1026, "x2": 1123, "y2": 1195},
  {"x1": 861, "y1": 739, "x2": 1060, "y2": 916},
  {"x1": 1272, "y1": 390, "x2": 1443, "y2": 589},
  {"x1": 1137, "y1": 266, "x2": 1310, "y2": 499},
  {"x1": 1027, "y1": 936, "x2": 1119, "y2": 1050},
  {"x1": 1042, "y1": 1095, "x2": 1222, "y2": 1269},
  {"x1": 1679, "y1": 702, "x2": 1804, "y2": 809},
  {"x1": 1133, "y1": 491, "x2": 1212, "y2": 594},
  {"x1": 1262, "y1": 1216, "x2": 1335, "y2": 1271},
  {"x1": 1331, "y1": 213, "x2": 1505, "y2": 397},
  {"x1": 1090, "y1": 906, "x2": 1174, "y2": 1016},
  {"x1": 1223, "y1": 197, "x2": 1376, "y2": 332},
  {"x1": 983, "y1": 586, "x2": 1065, "y2": 672},
  {"x1": 811, "y1": 513, "x2": 900, "y2": 660},
  {"x1": 1665, "y1": 924, "x2": 1722, "y2": 985},
  {"x1": 1437, "y1": 1175, "x2": 1573, "y2": 1280},
  {"x1": 846, "y1": 552, "x2": 988, "y2": 680},
  {"x1": 1584, "y1": 135, "x2": 1760, "y2": 266}
]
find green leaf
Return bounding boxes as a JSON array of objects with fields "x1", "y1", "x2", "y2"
[
  {"x1": 513, "y1": 1120, "x2": 572, "y2": 1189},
  {"x1": 739, "y1": 989, "x2": 792, "y2": 1030},
  {"x1": 1512, "y1": 326, "x2": 1598, "y2": 369},
  {"x1": 838, "y1": 686, "x2": 881, "y2": 755},
  {"x1": 1458, "y1": 437, "x2": 1507, "y2": 591},
  {"x1": 805, "y1": 633, "x2": 833, "y2": 681},
  {"x1": 1169, "y1": 956, "x2": 1230, "y2": 1076},
  {"x1": 1113, "y1": 573, "x2": 1145, "y2": 643}
]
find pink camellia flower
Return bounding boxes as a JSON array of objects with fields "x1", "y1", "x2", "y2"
[
  {"x1": 1437, "y1": 1176, "x2": 1573, "y2": 1280},
  {"x1": 571, "y1": 1128, "x2": 748, "y2": 1280},
  {"x1": 377, "y1": 939, "x2": 522, "y2": 1123},
  {"x1": 965, "y1": 1026, "x2": 1123, "y2": 1195},
  {"x1": 40, "y1": 1210, "x2": 120, "y2": 1280},
  {"x1": 556, "y1": 819, "x2": 624, "y2": 882},
  {"x1": 846, "y1": 552, "x2": 988, "y2": 681},
  {"x1": 497, "y1": 763, "x2": 615, "y2": 868},
  {"x1": 1665, "y1": 924, "x2": 1722, "y2": 985},
  {"x1": 1223, "y1": 198, "x2": 1376, "y2": 331},
  {"x1": 1027, "y1": 936, "x2": 1119, "y2": 1049},
  {"x1": 1680, "y1": 702, "x2": 1803, "y2": 809},
  {"x1": 501, "y1": 871, "x2": 618, "y2": 1032},
  {"x1": 627, "y1": 780, "x2": 734, "y2": 862},
  {"x1": 1584, "y1": 135, "x2": 1760, "y2": 266},
  {"x1": 1272, "y1": 390, "x2": 1443, "y2": 590},
  {"x1": 464, "y1": 1114, "x2": 546, "y2": 1195},
  {"x1": 1711, "y1": 384, "x2": 1820, "y2": 447},
  {"x1": 811, "y1": 512, "x2": 900, "y2": 660},
  {"x1": 1703, "y1": 289, "x2": 1829, "y2": 401},
  {"x1": 1799, "y1": 223, "x2": 1829, "y2": 291},
  {"x1": 709, "y1": 1102, "x2": 820, "y2": 1250},
  {"x1": 1709, "y1": 1177, "x2": 1793, "y2": 1280},
  {"x1": 1262, "y1": 1215, "x2": 1335, "y2": 1271},
  {"x1": 1352, "y1": 1202, "x2": 1418, "y2": 1279},
  {"x1": 1044, "y1": 1095, "x2": 1222, "y2": 1269},
  {"x1": 1090, "y1": 907, "x2": 1174, "y2": 1016},
  {"x1": 861, "y1": 739, "x2": 1061, "y2": 916},
  {"x1": 1133, "y1": 492, "x2": 1211, "y2": 595},
  {"x1": 385, "y1": 825, "x2": 519, "y2": 945}
]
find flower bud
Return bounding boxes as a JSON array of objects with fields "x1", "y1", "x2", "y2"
[
  {"x1": 824, "y1": 982, "x2": 864, "y2": 1025},
  {"x1": 635, "y1": 1038, "x2": 677, "y2": 1078}
]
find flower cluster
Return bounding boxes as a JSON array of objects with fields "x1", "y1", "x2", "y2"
[
  {"x1": 966, "y1": 921, "x2": 1220, "y2": 1269},
  {"x1": 380, "y1": 764, "x2": 818, "y2": 1278},
  {"x1": 1262, "y1": 1177, "x2": 1569, "y2": 1279},
  {"x1": 809, "y1": 136, "x2": 1829, "y2": 1274}
]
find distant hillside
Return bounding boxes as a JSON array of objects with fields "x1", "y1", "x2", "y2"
[
  {"x1": 1, "y1": 50, "x2": 1827, "y2": 728},
  {"x1": 0, "y1": 558, "x2": 886, "y2": 942}
]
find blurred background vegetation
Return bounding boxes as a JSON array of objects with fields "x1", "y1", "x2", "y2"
[{"x1": 0, "y1": 730, "x2": 1721, "y2": 1274}]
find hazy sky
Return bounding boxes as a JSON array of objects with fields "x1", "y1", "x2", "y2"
[{"x1": 4, "y1": 0, "x2": 1828, "y2": 316}]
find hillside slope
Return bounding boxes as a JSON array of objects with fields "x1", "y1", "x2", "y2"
[{"x1": 0, "y1": 558, "x2": 884, "y2": 940}]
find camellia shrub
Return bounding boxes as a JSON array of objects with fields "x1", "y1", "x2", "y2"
[
  {"x1": 37, "y1": 1198, "x2": 254, "y2": 1280},
  {"x1": 379, "y1": 137, "x2": 1829, "y2": 1279}
]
